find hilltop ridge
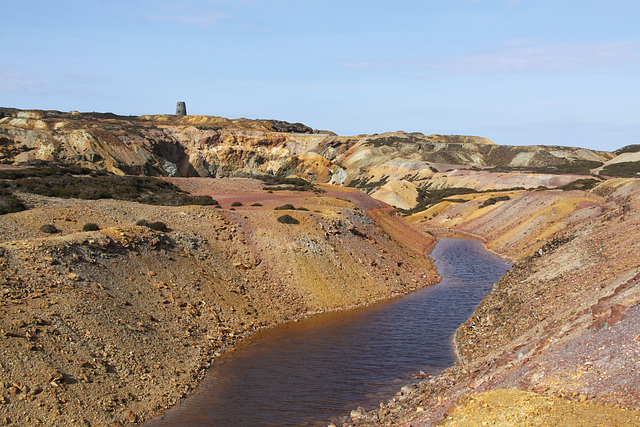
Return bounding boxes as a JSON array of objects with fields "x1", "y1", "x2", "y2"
[
  {"x1": 1, "y1": 108, "x2": 623, "y2": 196},
  {"x1": 1, "y1": 108, "x2": 615, "y2": 175}
]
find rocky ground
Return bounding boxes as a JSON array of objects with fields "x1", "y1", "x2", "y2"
[
  {"x1": 0, "y1": 179, "x2": 438, "y2": 426},
  {"x1": 3, "y1": 108, "x2": 640, "y2": 426},
  {"x1": 341, "y1": 178, "x2": 640, "y2": 426},
  {"x1": 0, "y1": 109, "x2": 616, "y2": 188}
]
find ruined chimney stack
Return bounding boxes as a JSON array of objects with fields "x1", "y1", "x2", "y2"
[{"x1": 175, "y1": 102, "x2": 187, "y2": 117}]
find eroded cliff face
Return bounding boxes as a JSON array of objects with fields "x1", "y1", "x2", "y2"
[{"x1": 0, "y1": 110, "x2": 616, "y2": 201}]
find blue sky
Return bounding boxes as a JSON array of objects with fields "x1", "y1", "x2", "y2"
[{"x1": 1, "y1": 1, "x2": 639, "y2": 151}]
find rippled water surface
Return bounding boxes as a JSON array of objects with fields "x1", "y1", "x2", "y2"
[{"x1": 147, "y1": 238, "x2": 511, "y2": 426}]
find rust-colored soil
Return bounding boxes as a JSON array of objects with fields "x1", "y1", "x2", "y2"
[
  {"x1": 0, "y1": 179, "x2": 438, "y2": 426},
  {"x1": 346, "y1": 178, "x2": 640, "y2": 427}
]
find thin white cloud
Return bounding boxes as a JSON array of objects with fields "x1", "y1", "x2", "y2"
[
  {"x1": 0, "y1": 66, "x2": 112, "y2": 101},
  {"x1": 150, "y1": 12, "x2": 228, "y2": 27},
  {"x1": 465, "y1": 0, "x2": 522, "y2": 5},
  {"x1": 342, "y1": 61, "x2": 393, "y2": 71},
  {"x1": 438, "y1": 41, "x2": 640, "y2": 74},
  {"x1": 0, "y1": 67, "x2": 42, "y2": 91},
  {"x1": 342, "y1": 41, "x2": 640, "y2": 76},
  {"x1": 133, "y1": 0, "x2": 230, "y2": 27},
  {"x1": 502, "y1": 39, "x2": 536, "y2": 47}
]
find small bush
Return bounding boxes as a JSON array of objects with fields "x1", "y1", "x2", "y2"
[
  {"x1": 231, "y1": 201, "x2": 243, "y2": 207},
  {"x1": 148, "y1": 221, "x2": 168, "y2": 231},
  {"x1": 277, "y1": 214, "x2": 299, "y2": 225},
  {"x1": 40, "y1": 224, "x2": 59, "y2": 234},
  {"x1": 614, "y1": 144, "x2": 640, "y2": 155},
  {"x1": 1, "y1": 167, "x2": 216, "y2": 207},
  {"x1": 82, "y1": 222, "x2": 100, "y2": 231},
  {"x1": 258, "y1": 175, "x2": 312, "y2": 188},
  {"x1": 274, "y1": 204, "x2": 295, "y2": 210},
  {"x1": 599, "y1": 162, "x2": 640, "y2": 178},
  {"x1": 480, "y1": 195, "x2": 510, "y2": 208},
  {"x1": 250, "y1": 202, "x2": 263, "y2": 207},
  {"x1": 560, "y1": 178, "x2": 600, "y2": 191},
  {"x1": 0, "y1": 188, "x2": 27, "y2": 215},
  {"x1": 136, "y1": 220, "x2": 168, "y2": 232},
  {"x1": 188, "y1": 196, "x2": 217, "y2": 205}
]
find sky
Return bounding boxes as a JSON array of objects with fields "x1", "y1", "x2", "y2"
[{"x1": 1, "y1": 0, "x2": 639, "y2": 151}]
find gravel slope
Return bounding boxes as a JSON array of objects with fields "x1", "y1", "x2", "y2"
[
  {"x1": 0, "y1": 180, "x2": 438, "y2": 426},
  {"x1": 343, "y1": 178, "x2": 640, "y2": 426}
]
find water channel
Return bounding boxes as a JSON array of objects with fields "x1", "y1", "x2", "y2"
[{"x1": 147, "y1": 238, "x2": 511, "y2": 426}]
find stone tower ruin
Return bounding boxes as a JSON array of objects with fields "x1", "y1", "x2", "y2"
[{"x1": 175, "y1": 102, "x2": 187, "y2": 116}]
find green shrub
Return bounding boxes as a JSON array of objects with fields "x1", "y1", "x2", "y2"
[
  {"x1": 0, "y1": 188, "x2": 27, "y2": 215},
  {"x1": 136, "y1": 220, "x2": 168, "y2": 232},
  {"x1": 256, "y1": 174, "x2": 324, "y2": 193},
  {"x1": 1, "y1": 167, "x2": 215, "y2": 207},
  {"x1": 82, "y1": 222, "x2": 100, "y2": 231},
  {"x1": 258, "y1": 175, "x2": 311, "y2": 188},
  {"x1": 250, "y1": 202, "x2": 263, "y2": 207},
  {"x1": 346, "y1": 175, "x2": 389, "y2": 189},
  {"x1": 277, "y1": 214, "x2": 299, "y2": 225},
  {"x1": 489, "y1": 160, "x2": 603, "y2": 176},
  {"x1": 148, "y1": 221, "x2": 168, "y2": 231},
  {"x1": 40, "y1": 224, "x2": 59, "y2": 234},
  {"x1": 480, "y1": 195, "x2": 511, "y2": 208},
  {"x1": 599, "y1": 162, "x2": 640, "y2": 178},
  {"x1": 560, "y1": 178, "x2": 600, "y2": 191},
  {"x1": 187, "y1": 196, "x2": 217, "y2": 205},
  {"x1": 0, "y1": 165, "x2": 93, "y2": 180},
  {"x1": 231, "y1": 201, "x2": 243, "y2": 207},
  {"x1": 614, "y1": 145, "x2": 640, "y2": 155},
  {"x1": 274, "y1": 204, "x2": 295, "y2": 210}
]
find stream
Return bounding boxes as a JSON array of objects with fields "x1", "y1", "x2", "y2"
[{"x1": 147, "y1": 237, "x2": 511, "y2": 426}]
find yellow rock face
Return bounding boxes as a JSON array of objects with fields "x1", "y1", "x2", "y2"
[
  {"x1": 440, "y1": 389, "x2": 640, "y2": 427},
  {"x1": 370, "y1": 179, "x2": 419, "y2": 210}
]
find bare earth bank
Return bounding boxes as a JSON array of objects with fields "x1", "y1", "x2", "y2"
[
  {"x1": 0, "y1": 180, "x2": 438, "y2": 426},
  {"x1": 343, "y1": 178, "x2": 640, "y2": 426}
]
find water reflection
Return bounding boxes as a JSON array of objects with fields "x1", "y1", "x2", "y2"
[{"x1": 147, "y1": 238, "x2": 511, "y2": 426}]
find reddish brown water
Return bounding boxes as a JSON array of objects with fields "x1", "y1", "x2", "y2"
[{"x1": 146, "y1": 238, "x2": 510, "y2": 426}]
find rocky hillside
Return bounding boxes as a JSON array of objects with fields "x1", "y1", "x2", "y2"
[
  {"x1": 0, "y1": 178, "x2": 438, "y2": 426},
  {"x1": 343, "y1": 178, "x2": 640, "y2": 426},
  {"x1": 0, "y1": 109, "x2": 623, "y2": 191},
  {"x1": 2, "y1": 108, "x2": 640, "y2": 426},
  {"x1": 4, "y1": 108, "x2": 636, "y2": 217}
]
